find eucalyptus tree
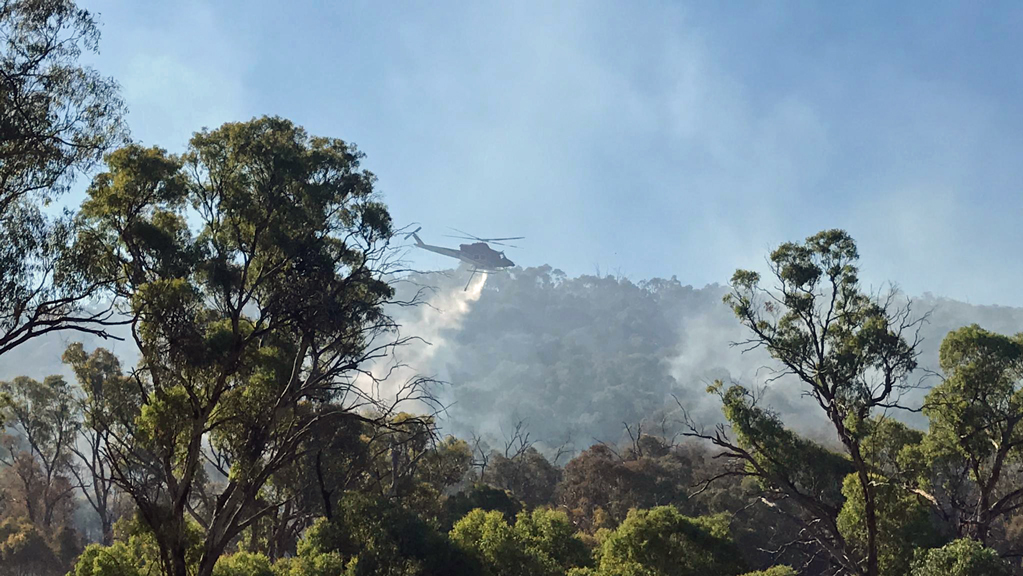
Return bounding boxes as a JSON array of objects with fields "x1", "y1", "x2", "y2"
[
  {"x1": 61, "y1": 342, "x2": 127, "y2": 545},
  {"x1": 0, "y1": 374, "x2": 79, "y2": 532},
  {"x1": 0, "y1": 0, "x2": 127, "y2": 357},
  {"x1": 72, "y1": 116, "x2": 429, "y2": 576},
  {"x1": 915, "y1": 324, "x2": 1023, "y2": 545},
  {"x1": 688, "y1": 230, "x2": 925, "y2": 576}
]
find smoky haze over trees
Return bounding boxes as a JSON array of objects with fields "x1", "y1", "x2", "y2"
[
  {"x1": 8, "y1": 264, "x2": 1023, "y2": 450},
  {"x1": 373, "y1": 265, "x2": 1023, "y2": 450}
]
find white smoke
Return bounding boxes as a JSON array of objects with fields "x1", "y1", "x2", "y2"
[{"x1": 355, "y1": 269, "x2": 488, "y2": 414}]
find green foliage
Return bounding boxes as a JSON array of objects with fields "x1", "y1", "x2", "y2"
[
  {"x1": 513, "y1": 509, "x2": 592, "y2": 573},
  {"x1": 214, "y1": 551, "x2": 275, "y2": 576},
  {"x1": 928, "y1": 324, "x2": 1023, "y2": 466},
  {"x1": 359, "y1": 416, "x2": 471, "y2": 520},
  {"x1": 0, "y1": 0, "x2": 127, "y2": 358},
  {"x1": 450, "y1": 508, "x2": 590, "y2": 576},
  {"x1": 917, "y1": 324, "x2": 1023, "y2": 542},
  {"x1": 420, "y1": 436, "x2": 474, "y2": 490},
  {"x1": 739, "y1": 568, "x2": 797, "y2": 576},
  {"x1": 0, "y1": 516, "x2": 62, "y2": 576},
  {"x1": 580, "y1": 507, "x2": 745, "y2": 576},
  {"x1": 72, "y1": 543, "x2": 144, "y2": 576},
  {"x1": 725, "y1": 229, "x2": 918, "y2": 431},
  {"x1": 718, "y1": 382, "x2": 853, "y2": 508},
  {"x1": 909, "y1": 538, "x2": 1011, "y2": 576},
  {"x1": 488, "y1": 447, "x2": 561, "y2": 508},
  {"x1": 860, "y1": 417, "x2": 925, "y2": 482},
  {"x1": 61, "y1": 343, "x2": 132, "y2": 544},
  {"x1": 71, "y1": 513, "x2": 206, "y2": 576},
  {"x1": 0, "y1": 0, "x2": 126, "y2": 201},
  {"x1": 442, "y1": 484, "x2": 523, "y2": 532},
  {"x1": 837, "y1": 473, "x2": 942, "y2": 576},
  {"x1": 292, "y1": 493, "x2": 479, "y2": 576},
  {"x1": 558, "y1": 438, "x2": 698, "y2": 531},
  {"x1": 70, "y1": 115, "x2": 402, "y2": 576},
  {"x1": 721, "y1": 229, "x2": 925, "y2": 576},
  {"x1": 272, "y1": 552, "x2": 346, "y2": 576},
  {"x1": 0, "y1": 375, "x2": 79, "y2": 531},
  {"x1": 450, "y1": 509, "x2": 535, "y2": 576}
]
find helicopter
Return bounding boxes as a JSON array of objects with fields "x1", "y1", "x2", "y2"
[{"x1": 405, "y1": 227, "x2": 523, "y2": 290}]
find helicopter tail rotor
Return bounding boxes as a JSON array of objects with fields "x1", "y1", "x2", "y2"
[{"x1": 404, "y1": 226, "x2": 424, "y2": 246}]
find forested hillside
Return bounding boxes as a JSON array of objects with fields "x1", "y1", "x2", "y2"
[
  {"x1": 384, "y1": 266, "x2": 1023, "y2": 449},
  {"x1": 12, "y1": 267, "x2": 1023, "y2": 450}
]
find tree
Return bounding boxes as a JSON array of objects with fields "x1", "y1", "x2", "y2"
[
  {"x1": 359, "y1": 414, "x2": 463, "y2": 515},
  {"x1": 680, "y1": 382, "x2": 857, "y2": 572},
  {"x1": 574, "y1": 507, "x2": 745, "y2": 576},
  {"x1": 909, "y1": 538, "x2": 1011, "y2": 576},
  {"x1": 836, "y1": 473, "x2": 941, "y2": 576},
  {"x1": 699, "y1": 229, "x2": 924, "y2": 576},
  {"x1": 0, "y1": 0, "x2": 127, "y2": 358},
  {"x1": 283, "y1": 493, "x2": 478, "y2": 576},
  {"x1": 450, "y1": 508, "x2": 590, "y2": 576},
  {"x1": 0, "y1": 375, "x2": 79, "y2": 532},
  {"x1": 248, "y1": 408, "x2": 373, "y2": 559},
  {"x1": 62, "y1": 343, "x2": 128, "y2": 545},
  {"x1": 441, "y1": 484, "x2": 522, "y2": 532},
  {"x1": 488, "y1": 446, "x2": 560, "y2": 509},
  {"x1": 70, "y1": 117, "x2": 429, "y2": 576},
  {"x1": 212, "y1": 551, "x2": 273, "y2": 576},
  {"x1": 71, "y1": 513, "x2": 204, "y2": 576},
  {"x1": 739, "y1": 568, "x2": 797, "y2": 576},
  {"x1": 512, "y1": 508, "x2": 592, "y2": 574},
  {"x1": 916, "y1": 325, "x2": 1023, "y2": 545},
  {"x1": 557, "y1": 435, "x2": 697, "y2": 532},
  {"x1": 0, "y1": 516, "x2": 63, "y2": 576}
]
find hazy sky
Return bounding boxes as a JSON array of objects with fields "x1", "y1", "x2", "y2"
[{"x1": 76, "y1": 1, "x2": 1023, "y2": 306}]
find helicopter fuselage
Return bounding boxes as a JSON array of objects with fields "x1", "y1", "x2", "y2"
[{"x1": 409, "y1": 233, "x2": 514, "y2": 270}]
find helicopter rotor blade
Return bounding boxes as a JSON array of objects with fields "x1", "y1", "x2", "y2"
[
  {"x1": 448, "y1": 227, "x2": 484, "y2": 241},
  {"x1": 478, "y1": 236, "x2": 524, "y2": 242},
  {"x1": 446, "y1": 228, "x2": 524, "y2": 247}
]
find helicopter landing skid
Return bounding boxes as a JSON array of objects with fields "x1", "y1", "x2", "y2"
[{"x1": 464, "y1": 267, "x2": 488, "y2": 291}]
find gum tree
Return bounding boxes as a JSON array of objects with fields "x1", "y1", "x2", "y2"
[
  {"x1": 916, "y1": 325, "x2": 1023, "y2": 545},
  {"x1": 0, "y1": 0, "x2": 127, "y2": 357},
  {"x1": 72, "y1": 117, "x2": 429, "y2": 576},
  {"x1": 689, "y1": 230, "x2": 925, "y2": 576}
]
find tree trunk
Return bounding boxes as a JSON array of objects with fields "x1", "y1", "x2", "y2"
[
  {"x1": 197, "y1": 551, "x2": 219, "y2": 576},
  {"x1": 315, "y1": 451, "x2": 334, "y2": 520},
  {"x1": 861, "y1": 475, "x2": 879, "y2": 576},
  {"x1": 101, "y1": 512, "x2": 113, "y2": 546},
  {"x1": 248, "y1": 518, "x2": 259, "y2": 552},
  {"x1": 847, "y1": 435, "x2": 878, "y2": 576},
  {"x1": 161, "y1": 537, "x2": 191, "y2": 576},
  {"x1": 974, "y1": 493, "x2": 991, "y2": 546}
]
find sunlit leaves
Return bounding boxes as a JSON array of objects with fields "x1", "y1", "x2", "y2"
[
  {"x1": 837, "y1": 473, "x2": 941, "y2": 576},
  {"x1": 451, "y1": 508, "x2": 589, "y2": 576},
  {"x1": 909, "y1": 538, "x2": 1011, "y2": 576},
  {"x1": 578, "y1": 506, "x2": 745, "y2": 576},
  {"x1": 719, "y1": 383, "x2": 852, "y2": 508}
]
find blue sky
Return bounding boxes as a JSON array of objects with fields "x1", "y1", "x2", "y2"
[{"x1": 75, "y1": 1, "x2": 1023, "y2": 306}]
